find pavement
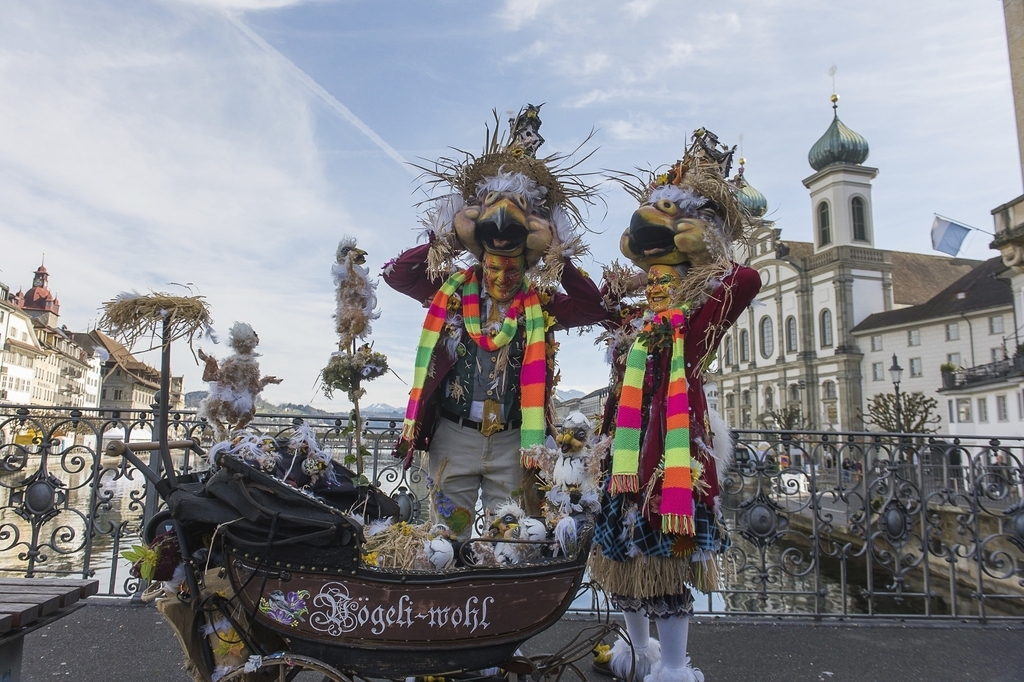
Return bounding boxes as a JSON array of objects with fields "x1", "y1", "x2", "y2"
[{"x1": 20, "y1": 600, "x2": 1024, "y2": 682}]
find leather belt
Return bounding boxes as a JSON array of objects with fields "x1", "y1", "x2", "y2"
[{"x1": 440, "y1": 409, "x2": 522, "y2": 433}]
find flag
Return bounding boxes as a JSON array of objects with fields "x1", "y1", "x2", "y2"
[{"x1": 931, "y1": 216, "x2": 971, "y2": 256}]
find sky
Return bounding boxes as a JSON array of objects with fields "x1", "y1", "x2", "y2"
[{"x1": 0, "y1": 0, "x2": 1019, "y2": 413}]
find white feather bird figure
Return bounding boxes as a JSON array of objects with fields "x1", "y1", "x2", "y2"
[
  {"x1": 489, "y1": 501, "x2": 547, "y2": 565},
  {"x1": 332, "y1": 236, "x2": 381, "y2": 350},
  {"x1": 421, "y1": 525, "x2": 456, "y2": 570},
  {"x1": 198, "y1": 322, "x2": 281, "y2": 441}
]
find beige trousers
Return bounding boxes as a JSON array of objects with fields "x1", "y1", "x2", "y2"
[{"x1": 428, "y1": 416, "x2": 523, "y2": 538}]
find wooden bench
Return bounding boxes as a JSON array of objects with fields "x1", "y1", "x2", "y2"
[{"x1": 0, "y1": 579, "x2": 99, "y2": 682}]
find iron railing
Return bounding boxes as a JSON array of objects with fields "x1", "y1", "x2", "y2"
[
  {"x1": 1, "y1": 405, "x2": 1022, "y2": 621},
  {"x1": 947, "y1": 354, "x2": 1024, "y2": 389}
]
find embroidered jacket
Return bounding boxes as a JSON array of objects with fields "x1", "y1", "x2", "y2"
[{"x1": 384, "y1": 243, "x2": 607, "y2": 467}]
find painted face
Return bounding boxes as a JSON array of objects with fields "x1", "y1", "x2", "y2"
[
  {"x1": 482, "y1": 252, "x2": 525, "y2": 303},
  {"x1": 645, "y1": 264, "x2": 683, "y2": 313}
]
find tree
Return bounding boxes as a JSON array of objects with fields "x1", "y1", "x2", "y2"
[
  {"x1": 767, "y1": 405, "x2": 809, "y2": 430},
  {"x1": 862, "y1": 391, "x2": 941, "y2": 433}
]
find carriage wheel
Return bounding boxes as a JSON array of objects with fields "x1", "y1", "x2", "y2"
[{"x1": 219, "y1": 652, "x2": 353, "y2": 682}]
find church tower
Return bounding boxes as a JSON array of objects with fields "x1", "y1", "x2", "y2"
[
  {"x1": 803, "y1": 94, "x2": 877, "y2": 253},
  {"x1": 13, "y1": 261, "x2": 61, "y2": 327}
]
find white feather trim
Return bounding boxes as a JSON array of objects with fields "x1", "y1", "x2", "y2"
[
  {"x1": 707, "y1": 406, "x2": 733, "y2": 482},
  {"x1": 608, "y1": 637, "x2": 662, "y2": 680},
  {"x1": 646, "y1": 659, "x2": 704, "y2": 682},
  {"x1": 554, "y1": 516, "x2": 578, "y2": 557}
]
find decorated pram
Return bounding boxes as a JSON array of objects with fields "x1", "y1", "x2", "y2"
[{"x1": 111, "y1": 433, "x2": 605, "y2": 681}]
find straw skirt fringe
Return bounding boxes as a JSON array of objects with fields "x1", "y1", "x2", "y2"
[{"x1": 589, "y1": 546, "x2": 720, "y2": 597}]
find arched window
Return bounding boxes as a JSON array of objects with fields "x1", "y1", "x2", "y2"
[
  {"x1": 851, "y1": 196, "x2": 867, "y2": 241},
  {"x1": 759, "y1": 317, "x2": 774, "y2": 358},
  {"x1": 822, "y1": 380, "x2": 837, "y2": 400},
  {"x1": 740, "y1": 329, "x2": 750, "y2": 362},
  {"x1": 789, "y1": 383, "x2": 801, "y2": 403},
  {"x1": 817, "y1": 201, "x2": 832, "y2": 246},
  {"x1": 723, "y1": 335, "x2": 734, "y2": 366},
  {"x1": 785, "y1": 316, "x2": 798, "y2": 353},
  {"x1": 820, "y1": 309, "x2": 833, "y2": 348}
]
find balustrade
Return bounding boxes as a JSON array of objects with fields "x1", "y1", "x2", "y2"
[{"x1": 0, "y1": 405, "x2": 1021, "y2": 621}]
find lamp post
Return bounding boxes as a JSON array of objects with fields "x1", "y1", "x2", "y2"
[{"x1": 889, "y1": 353, "x2": 903, "y2": 433}]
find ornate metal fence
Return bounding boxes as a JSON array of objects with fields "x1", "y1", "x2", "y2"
[
  {"x1": 0, "y1": 405, "x2": 422, "y2": 596},
  {"x1": 1, "y1": 405, "x2": 1022, "y2": 621}
]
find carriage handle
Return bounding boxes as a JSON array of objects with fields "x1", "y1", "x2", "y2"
[{"x1": 105, "y1": 439, "x2": 205, "y2": 497}]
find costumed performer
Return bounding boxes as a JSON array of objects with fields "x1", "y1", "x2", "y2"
[
  {"x1": 590, "y1": 129, "x2": 761, "y2": 682},
  {"x1": 383, "y1": 104, "x2": 606, "y2": 538}
]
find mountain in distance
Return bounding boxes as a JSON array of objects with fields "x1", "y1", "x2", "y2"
[
  {"x1": 555, "y1": 389, "x2": 586, "y2": 402},
  {"x1": 183, "y1": 391, "x2": 334, "y2": 416},
  {"x1": 359, "y1": 403, "x2": 405, "y2": 418}
]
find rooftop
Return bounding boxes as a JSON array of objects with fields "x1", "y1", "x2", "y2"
[{"x1": 851, "y1": 256, "x2": 1011, "y2": 333}]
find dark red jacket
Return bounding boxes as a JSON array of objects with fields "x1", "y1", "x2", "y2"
[
  {"x1": 601, "y1": 264, "x2": 761, "y2": 513},
  {"x1": 383, "y1": 243, "x2": 608, "y2": 466}
]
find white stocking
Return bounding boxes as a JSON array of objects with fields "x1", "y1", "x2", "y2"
[
  {"x1": 654, "y1": 615, "x2": 689, "y2": 670},
  {"x1": 623, "y1": 610, "x2": 651, "y2": 652}
]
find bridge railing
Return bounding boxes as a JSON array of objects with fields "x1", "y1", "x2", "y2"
[{"x1": 1, "y1": 406, "x2": 1021, "y2": 621}]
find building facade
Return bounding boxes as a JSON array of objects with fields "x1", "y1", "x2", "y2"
[{"x1": 718, "y1": 100, "x2": 980, "y2": 432}]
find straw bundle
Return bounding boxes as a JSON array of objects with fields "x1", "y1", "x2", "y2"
[{"x1": 99, "y1": 292, "x2": 213, "y2": 351}]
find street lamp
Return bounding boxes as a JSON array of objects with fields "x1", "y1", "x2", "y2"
[{"x1": 889, "y1": 353, "x2": 903, "y2": 433}]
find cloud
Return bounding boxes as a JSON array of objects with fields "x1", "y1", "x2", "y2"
[
  {"x1": 601, "y1": 114, "x2": 675, "y2": 142},
  {"x1": 495, "y1": 0, "x2": 558, "y2": 31},
  {"x1": 174, "y1": 0, "x2": 315, "y2": 9}
]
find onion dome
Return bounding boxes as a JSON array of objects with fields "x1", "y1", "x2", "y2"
[
  {"x1": 808, "y1": 94, "x2": 869, "y2": 171},
  {"x1": 732, "y1": 158, "x2": 767, "y2": 218}
]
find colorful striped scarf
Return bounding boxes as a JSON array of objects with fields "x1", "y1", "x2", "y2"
[
  {"x1": 608, "y1": 309, "x2": 696, "y2": 536},
  {"x1": 400, "y1": 267, "x2": 548, "y2": 456}
]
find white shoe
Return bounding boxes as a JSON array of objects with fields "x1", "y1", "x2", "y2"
[
  {"x1": 644, "y1": 658, "x2": 704, "y2": 682},
  {"x1": 608, "y1": 637, "x2": 662, "y2": 680}
]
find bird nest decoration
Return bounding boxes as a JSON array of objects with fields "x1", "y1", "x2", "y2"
[
  {"x1": 98, "y1": 291, "x2": 213, "y2": 352},
  {"x1": 320, "y1": 345, "x2": 389, "y2": 401}
]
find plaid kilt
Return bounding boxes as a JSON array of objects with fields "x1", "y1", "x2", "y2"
[{"x1": 593, "y1": 484, "x2": 729, "y2": 563}]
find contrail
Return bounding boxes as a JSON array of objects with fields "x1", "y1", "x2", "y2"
[{"x1": 223, "y1": 11, "x2": 416, "y2": 177}]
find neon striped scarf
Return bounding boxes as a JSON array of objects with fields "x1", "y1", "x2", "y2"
[
  {"x1": 608, "y1": 309, "x2": 696, "y2": 536},
  {"x1": 401, "y1": 267, "x2": 548, "y2": 454}
]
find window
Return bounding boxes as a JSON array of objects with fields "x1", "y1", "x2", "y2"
[
  {"x1": 742, "y1": 390, "x2": 751, "y2": 406},
  {"x1": 740, "y1": 330, "x2": 750, "y2": 362},
  {"x1": 990, "y1": 315, "x2": 1004, "y2": 335},
  {"x1": 726, "y1": 393, "x2": 735, "y2": 408},
  {"x1": 786, "y1": 317, "x2": 798, "y2": 353},
  {"x1": 789, "y1": 384, "x2": 801, "y2": 402},
  {"x1": 817, "y1": 201, "x2": 832, "y2": 246},
  {"x1": 910, "y1": 357, "x2": 922, "y2": 378},
  {"x1": 947, "y1": 352, "x2": 961, "y2": 367},
  {"x1": 759, "y1": 317, "x2": 775, "y2": 358},
  {"x1": 820, "y1": 309, "x2": 833, "y2": 348},
  {"x1": 978, "y1": 397, "x2": 989, "y2": 423},
  {"x1": 871, "y1": 335, "x2": 883, "y2": 352},
  {"x1": 948, "y1": 400, "x2": 955, "y2": 423},
  {"x1": 822, "y1": 380, "x2": 837, "y2": 399},
  {"x1": 764, "y1": 387, "x2": 774, "y2": 410},
  {"x1": 112, "y1": 389, "x2": 123, "y2": 401},
  {"x1": 851, "y1": 196, "x2": 867, "y2": 241},
  {"x1": 723, "y1": 336, "x2": 733, "y2": 366},
  {"x1": 945, "y1": 323, "x2": 959, "y2": 341},
  {"x1": 997, "y1": 395, "x2": 1008, "y2": 421},
  {"x1": 872, "y1": 362, "x2": 884, "y2": 381},
  {"x1": 908, "y1": 329, "x2": 920, "y2": 347},
  {"x1": 956, "y1": 398, "x2": 972, "y2": 423}
]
